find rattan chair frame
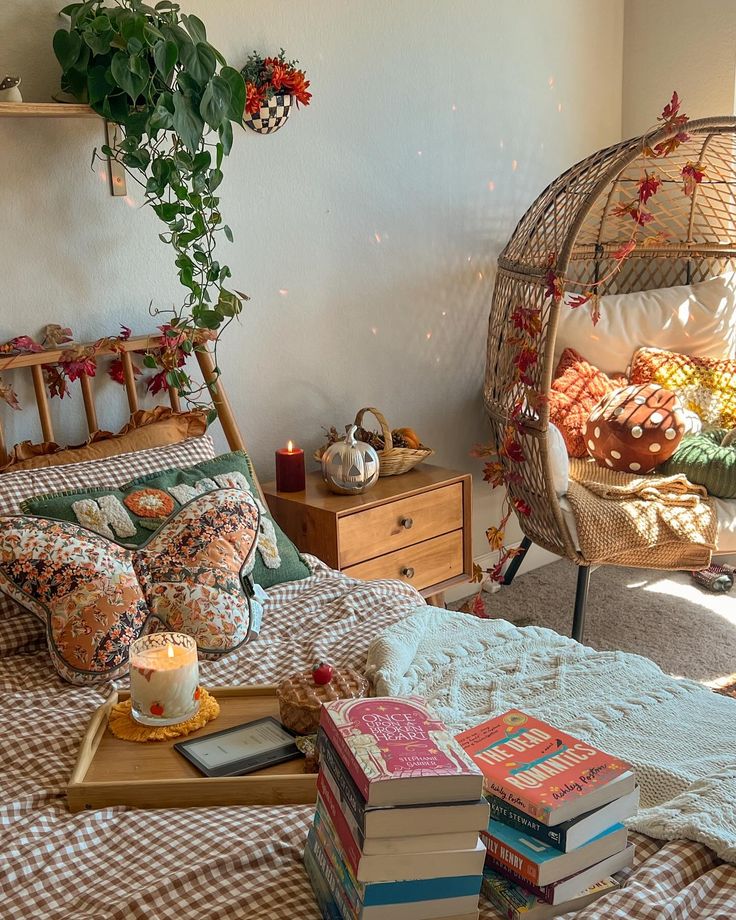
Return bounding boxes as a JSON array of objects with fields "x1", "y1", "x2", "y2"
[{"x1": 485, "y1": 117, "x2": 736, "y2": 638}]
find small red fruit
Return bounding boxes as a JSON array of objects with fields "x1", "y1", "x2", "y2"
[
  {"x1": 312, "y1": 662, "x2": 333, "y2": 686},
  {"x1": 193, "y1": 687, "x2": 201, "y2": 701},
  {"x1": 150, "y1": 701, "x2": 164, "y2": 716}
]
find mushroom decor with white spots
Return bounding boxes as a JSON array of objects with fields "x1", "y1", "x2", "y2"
[{"x1": 583, "y1": 383, "x2": 686, "y2": 473}]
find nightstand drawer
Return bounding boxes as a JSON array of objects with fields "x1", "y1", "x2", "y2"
[
  {"x1": 342, "y1": 531, "x2": 463, "y2": 591},
  {"x1": 338, "y1": 482, "x2": 463, "y2": 567}
]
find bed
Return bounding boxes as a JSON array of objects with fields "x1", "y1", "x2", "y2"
[{"x1": 1, "y1": 334, "x2": 735, "y2": 919}]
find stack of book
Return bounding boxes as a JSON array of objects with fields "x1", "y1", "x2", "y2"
[
  {"x1": 304, "y1": 696, "x2": 491, "y2": 919},
  {"x1": 456, "y1": 710, "x2": 639, "y2": 920}
]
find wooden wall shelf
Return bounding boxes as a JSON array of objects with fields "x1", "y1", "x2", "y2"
[
  {"x1": 0, "y1": 101, "x2": 126, "y2": 194},
  {"x1": 0, "y1": 102, "x2": 96, "y2": 117}
]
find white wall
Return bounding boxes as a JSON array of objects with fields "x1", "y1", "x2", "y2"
[
  {"x1": 623, "y1": 0, "x2": 736, "y2": 137},
  {"x1": 0, "y1": 0, "x2": 624, "y2": 558}
]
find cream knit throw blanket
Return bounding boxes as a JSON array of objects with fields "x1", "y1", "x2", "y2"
[{"x1": 366, "y1": 609, "x2": 736, "y2": 864}]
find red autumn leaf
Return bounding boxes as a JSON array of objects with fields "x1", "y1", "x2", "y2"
[
  {"x1": 465, "y1": 592, "x2": 488, "y2": 618},
  {"x1": 511, "y1": 306, "x2": 542, "y2": 336},
  {"x1": 512, "y1": 497, "x2": 532, "y2": 516},
  {"x1": 119, "y1": 324, "x2": 132, "y2": 341},
  {"x1": 638, "y1": 172, "x2": 661, "y2": 204},
  {"x1": 501, "y1": 431, "x2": 525, "y2": 464},
  {"x1": 470, "y1": 443, "x2": 496, "y2": 459},
  {"x1": 514, "y1": 346, "x2": 538, "y2": 385},
  {"x1": 0, "y1": 379, "x2": 21, "y2": 410},
  {"x1": 44, "y1": 366, "x2": 70, "y2": 400},
  {"x1": 653, "y1": 131, "x2": 689, "y2": 158},
  {"x1": 108, "y1": 357, "x2": 142, "y2": 385},
  {"x1": 660, "y1": 91, "x2": 679, "y2": 121},
  {"x1": 2, "y1": 335, "x2": 43, "y2": 354},
  {"x1": 482, "y1": 461, "x2": 506, "y2": 488},
  {"x1": 147, "y1": 369, "x2": 169, "y2": 395},
  {"x1": 567, "y1": 292, "x2": 592, "y2": 309},
  {"x1": 681, "y1": 161, "x2": 705, "y2": 197},
  {"x1": 613, "y1": 240, "x2": 637, "y2": 262},
  {"x1": 613, "y1": 201, "x2": 654, "y2": 225},
  {"x1": 60, "y1": 356, "x2": 96, "y2": 382}
]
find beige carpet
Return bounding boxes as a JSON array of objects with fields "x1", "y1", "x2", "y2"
[{"x1": 451, "y1": 561, "x2": 736, "y2": 688}]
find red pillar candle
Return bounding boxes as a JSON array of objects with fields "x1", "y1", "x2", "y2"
[{"x1": 275, "y1": 440, "x2": 306, "y2": 492}]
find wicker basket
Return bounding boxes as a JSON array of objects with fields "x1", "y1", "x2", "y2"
[{"x1": 315, "y1": 407, "x2": 433, "y2": 477}]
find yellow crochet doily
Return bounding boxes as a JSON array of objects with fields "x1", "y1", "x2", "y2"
[{"x1": 108, "y1": 687, "x2": 220, "y2": 742}]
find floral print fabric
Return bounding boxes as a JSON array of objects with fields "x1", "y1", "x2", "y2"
[{"x1": 0, "y1": 489, "x2": 259, "y2": 684}]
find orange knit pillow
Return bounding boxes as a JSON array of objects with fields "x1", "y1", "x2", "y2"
[
  {"x1": 630, "y1": 346, "x2": 736, "y2": 429},
  {"x1": 549, "y1": 349, "x2": 628, "y2": 457}
]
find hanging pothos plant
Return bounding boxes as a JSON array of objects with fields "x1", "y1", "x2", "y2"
[
  {"x1": 472, "y1": 92, "x2": 705, "y2": 603},
  {"x1": 46, "y1": 0, "x2": 248, "y2": 405}
]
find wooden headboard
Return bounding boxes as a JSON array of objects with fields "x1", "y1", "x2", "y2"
[{"x1": 0, "y1": 333, "x2": 246, "y2": 467}]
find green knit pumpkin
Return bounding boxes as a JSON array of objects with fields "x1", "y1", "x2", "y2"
[{"x1": 661, "y1": 428, "x2": 736, "y2": 499}]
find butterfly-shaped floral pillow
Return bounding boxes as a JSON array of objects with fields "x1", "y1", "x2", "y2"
[{"x1": 0, "y1": 488, "x2": 260, "y2": 685}]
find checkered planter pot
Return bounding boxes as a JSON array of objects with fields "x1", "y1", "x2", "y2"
[{"x1": 244, "y1": 93, "x2": 292, "y2": 134}]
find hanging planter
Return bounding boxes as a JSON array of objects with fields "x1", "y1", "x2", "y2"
[
  {"x1": 244, "y1": 93, "x2": 293, "y2": 134},
  {"x1": 241, "y1": 50, "x2": 311, "y2": 136}
]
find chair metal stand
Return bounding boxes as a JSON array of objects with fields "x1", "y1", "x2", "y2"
[{"x1": 572, "y1": 565, "x2": 591, "y2": 643}]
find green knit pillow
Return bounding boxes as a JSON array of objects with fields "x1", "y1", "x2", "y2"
[
  {"x1": 21, "y1": 450, "x2": 311, "y2": 590},
  {"x1": 661, "y1": 429, "x2": 736, "y2": 499}
]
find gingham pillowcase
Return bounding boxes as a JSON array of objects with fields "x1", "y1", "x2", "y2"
[{"x1": 0, "y1": 435, "x2": 216, "y2": 657}]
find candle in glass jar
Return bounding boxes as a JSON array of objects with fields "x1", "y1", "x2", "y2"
[
  {"x1": 129, "y1": 633, "x2": 199, "y2": 726},
  {"x1": 275, "y1": 440, "x2": 306, "y2": 492}
]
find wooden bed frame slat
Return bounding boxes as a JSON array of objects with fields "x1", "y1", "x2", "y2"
[
  {"x1": 30, "y1": 364, "x2": 54, "y2": 442},
  {"x1": 0, "y1": 333, "x2": 249, "y2": 469}
]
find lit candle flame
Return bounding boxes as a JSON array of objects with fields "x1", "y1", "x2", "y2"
[
  {"x1": 287, "y1": 440, "x2": 294, "y2": 452},
  {"x1": 167, "y1": 644, "x2": 174, "y2": 658}
]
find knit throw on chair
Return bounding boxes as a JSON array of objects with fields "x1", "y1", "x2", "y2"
[
  {"x1": 566, "y1": 458, "x2": 717, "y2": 568},
  {"x1": 366, "y1": 608, "x2": 736, "y2": 864}
]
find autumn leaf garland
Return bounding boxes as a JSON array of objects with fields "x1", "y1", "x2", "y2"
[{"x1": 475, "y1": 92, "x2": 708, "y2": 589}]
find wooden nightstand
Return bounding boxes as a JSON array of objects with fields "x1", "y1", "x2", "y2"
[{"x1": 262, "y1": 465, "x2": 472, "y2": 606}]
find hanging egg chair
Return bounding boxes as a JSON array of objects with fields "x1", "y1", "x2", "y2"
[{"x1": 484, "y1": 115, "x2": 736, "y2": 639}]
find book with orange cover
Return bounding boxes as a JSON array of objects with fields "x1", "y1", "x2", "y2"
[{"x1": 455, "y1": 710, "x2": 635, "y2": 825}]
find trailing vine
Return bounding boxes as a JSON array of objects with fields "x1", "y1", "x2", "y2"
[{"x1": 52, "y1": 0, "x2": 248, "y2": 405}]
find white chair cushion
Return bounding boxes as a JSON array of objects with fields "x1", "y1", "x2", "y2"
[{"x1": 555, "y1": 273, "x2": 736, "y2": 376}]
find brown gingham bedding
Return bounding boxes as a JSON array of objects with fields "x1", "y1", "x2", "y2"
[{"x1": 2, "y1": 558, "x2": 735, "y2": 919}]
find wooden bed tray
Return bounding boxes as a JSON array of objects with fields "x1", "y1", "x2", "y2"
[{"x1": 67, "y1": 685, "x2": 318, "y2": 812}]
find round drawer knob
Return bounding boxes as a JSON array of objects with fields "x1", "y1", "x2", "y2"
[
  {"x1": 401, "y1": 566, "x2": 415, "y2": 579},
  {"x1": 400, "y1": 516, "x2": 414, "y2": 529}
]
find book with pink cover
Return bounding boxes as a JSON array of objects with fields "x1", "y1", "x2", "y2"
[{"x1": 319, "y1": 696, "x2": 483, "y2": 806}]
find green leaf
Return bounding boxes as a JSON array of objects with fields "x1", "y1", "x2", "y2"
[
  {"x1": 86, "y1": 65, "x2": 112, "y2": 104},
  {"x1": 53, "y1": 29, "x2": 83, "y2": 70},
  {"x1": 172, "y1": 90, "x2": 205, "y2": 152},
  {"x1": 153, "y1": 39, "x2": 178, "y2": 78},
  {"x1": 216, "y1": 141, "x2": 224, "y2": 169},
  {"x1": 152, "y1": 202, "x2": 180, "y2": 221},
  {"x1": 223, "y1": 223, "x2": 233, "y2": 242},
  {"x1": 200, "y1": 75, "x2": 231, "y2": 130},
  {"x1": 181, "y1": 14, "x2": 207, "y2": 44},
  {"x1": 143, "y1": 354, "x2": 158, "y2": 369},
  {"x1": 82, "y1": 28, "x2": 114, "y2": 54},
  {"x1": 219, "y1": 119, "x2": 233, "y2": 156},
  {"x1": 110, "y1": 51, "x2": 147, "y2": 101},
  {"x1": 180, "y1": 41, "x2": 216, "y2": 84},
  {"x1": 217, "y1": 289, "x2": 241, "y2": 317},
  {"x1": 219, "y1": 66, "x2": 245, "y2": 122},
  {"x1": 101, "y1": 91, "x2": 129, "y2": 123},
  {"x1": 148, "y1": 99, "x2": 174, "y2": 131},
  {"x1": 197, "y1": 309, "x2": 223, "y2": 329}
]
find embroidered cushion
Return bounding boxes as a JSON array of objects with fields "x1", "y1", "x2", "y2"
[
  {"x1": 630, "y1": 346, "x2": 736, "y2": 429},
  {"x1": 0, "y1": 435, "x2": 217, "y2": 657},
  {"x1": 583, "y1": 384, "x2": 686, "y2": 473},
  {"x1": 21, "y1": 451, "x2": 310, "y2": 590},
  {"x1": 0, "y1": 489, "x2": 259, "y2": 684},
  {"x1": 548, "y1": 348, "x2": 628, "y2": 457},
  {"x1": 661, "y1": 429, "x2": 736, "y2": 499}
]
